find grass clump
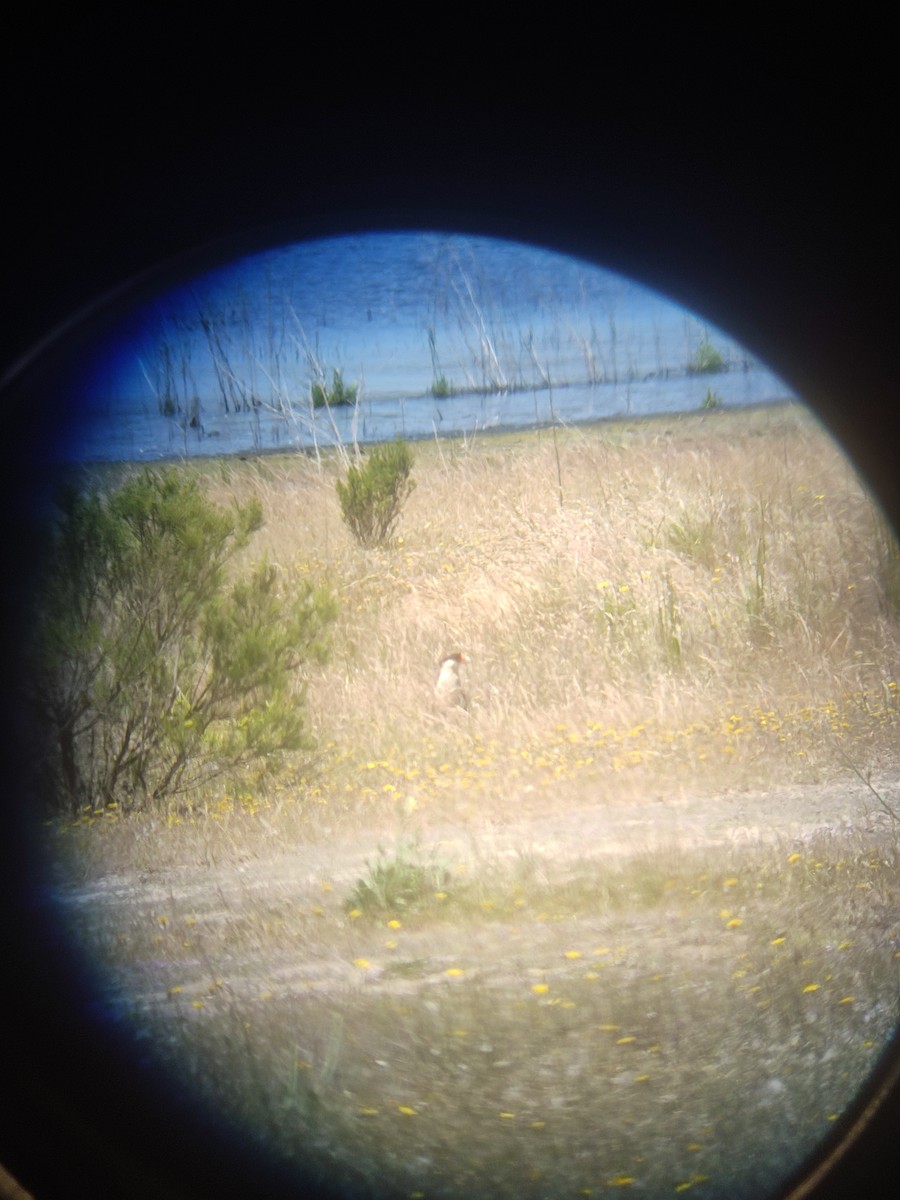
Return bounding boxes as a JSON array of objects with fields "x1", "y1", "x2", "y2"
[
  {"x1": 335, "y1": 439, "x2": 416, "y2": 549},
  {"x1": 702, "y1": 386, "x2": 723, "y2": 409},
  {"x1": 311, "y1": 368, "x2": 357, "y2": 409},
  {"x1": 688, "y1": 337, "x2": 727, "y2": 374},
  {"x1": 346, "y1": 837, "x2": 451, "y2": 918},
  {"x1": 431, "y1": 373, "x2": 453, "y2": 398}
]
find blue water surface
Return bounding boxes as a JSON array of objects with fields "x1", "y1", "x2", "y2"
[{"x1": 65, "y1": 233, "x2": 795, "y2": 463}]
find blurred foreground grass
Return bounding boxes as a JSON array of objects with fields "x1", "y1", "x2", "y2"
[{"x1": 58, "y1": 820, "x2": 899, "y2": 1200}]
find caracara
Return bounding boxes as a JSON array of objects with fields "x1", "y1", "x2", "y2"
[{"x1": 435, "y1": 651, "x2": 468, "y2": 710}]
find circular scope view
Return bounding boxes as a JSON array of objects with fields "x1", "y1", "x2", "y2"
[{"x1": 29, "y1": 233, "x2": 900, "y2": 1199}]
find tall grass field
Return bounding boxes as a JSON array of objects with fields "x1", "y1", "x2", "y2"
[{"x1": 49, "y1": 403, "x2": 900, "y2": 1199}]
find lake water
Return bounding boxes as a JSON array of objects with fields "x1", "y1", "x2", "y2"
[{"x1": 65, "y1": 232, "x2": 795, "y2": 463}]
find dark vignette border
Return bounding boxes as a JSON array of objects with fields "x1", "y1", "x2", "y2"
[{"x1": 2, "y1": 46, "x2": 898, "y2": 1200}]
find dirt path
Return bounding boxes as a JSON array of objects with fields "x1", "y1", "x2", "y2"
[
  {"x1": 44, "y1": 768, "x2": 900, "y2": 1051},
  {"x1": 57, "y1": 773, "x2": 899, "y2": 917}
]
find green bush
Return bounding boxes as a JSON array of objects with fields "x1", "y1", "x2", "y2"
[
  {"x1": 336, "y1": 440, "x2": 416, "y2": 548},
  {"x1": 31, "y1": 469, "x2": 337, "y2": 813},
  {"x1": 346, "y1": 839, "x2": 450, "y2": 917},
  {"x1": 311, "y1": 369, "x2": 357, "y2": 409},
  {"x1": 688, "y1": 337, "x2": 726, "y2": 375}
]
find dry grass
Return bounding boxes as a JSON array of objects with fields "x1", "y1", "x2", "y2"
[
  {"x1": 46, "y1": 402, "x2": 900, "y2": 1199},
  {"x1": 177, "y1": 401, "x2": 900, "y2": 827}
]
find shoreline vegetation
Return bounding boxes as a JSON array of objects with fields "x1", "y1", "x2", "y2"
[
  {"x1": 124, "y1": 235, "x2": 771, "y2": 466},
  {"x1": 80, "y1": 391, "x2": 797, "y2": 469},
  {"x1": 46, "y1": 401, "x2": 900, "y2": 1200}
]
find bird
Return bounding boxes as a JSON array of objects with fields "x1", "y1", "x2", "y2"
[{"x1": 434, "y1": 651, "x2": 468, "y2": 710}]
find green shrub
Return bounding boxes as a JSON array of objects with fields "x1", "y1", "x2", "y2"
[
  {"x1": 431, "y1": 374, "x2": 452, "y2": 399},
  {"x1": 346, "y1": 839, "x2": 450, "y2": 917},
  {"x1": 31, "y1": 469, "x2": 337, "y2": 813},
  {"x1": 311, "y1": 369, "x2": 357, "y2": 409},
  {"x1": 336, "y1": 440, "x2": 416, "y2": 548},
  {"x1": 701, "y1": 387, "x2": 723, "y2": 409},
  {"x1": 688, "y1": 338, "x2": 726, "y2": 375}
]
